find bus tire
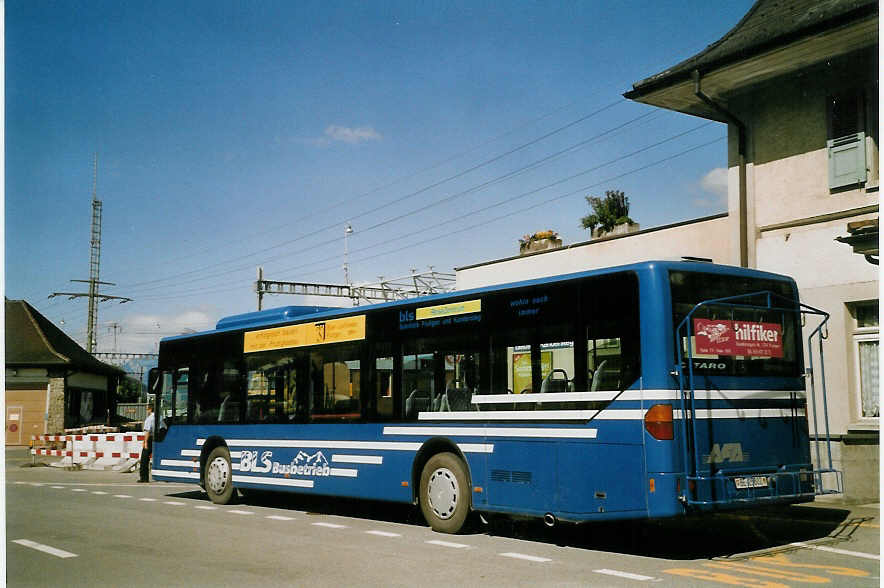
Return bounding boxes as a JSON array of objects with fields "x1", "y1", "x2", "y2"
[
  {"x1": 204, "y1": 446, "x2": 235, "y2": 505},
  {"x1": 419, "y1": 452, "x2": 470, "y2": 534}
]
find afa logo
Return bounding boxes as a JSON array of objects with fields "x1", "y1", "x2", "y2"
[{"x1": 703, "y1": 442, "x2": 749, "y2": 464}]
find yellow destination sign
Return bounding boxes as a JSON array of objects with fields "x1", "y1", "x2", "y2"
[
  {"x1": 244, "y1": 315, "x2": 366, "y2": 353},
  {"x1": 415, "y1": 299, "x2": 481, "y2": 320}
]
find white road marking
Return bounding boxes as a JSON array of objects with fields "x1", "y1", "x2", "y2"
[
  {"x1": 29, "y1": 483, "x2": 44, "y2": 487},
  {"x1": 594, "y1": 569, "x2": 658, "y2": 581},
  {"x1": 51, "y1": 486, "x2": 65, "y2": 489},
  {"x1": 139, "y1": 497, "x2": 157, "y2": 502},
  {"x1": 195, "y1": 505, "x2": 218, "y2": 510},
  {"x1": 91, "y1": 491, "x2": 108, "y2": 495},
  {"x1": 789, "y1": 542, "x2": 880, "y2": 560},
  {"x1": 12, "y1": 539, "x2": 77, "y2": 559},
  {"x1": 228, "y1": 510, "x2": 255, "y2": 515},
  {"x1": 365, "y1": 530, "x2": 401, "y2": 538},
  {"x1": 426, "y1": 540, "x2": 470, "y2": 549},
  {"x1": 163, "y1": 501, "x2": 185, "y2": 506},
  {"x1": 113, "y1": 494, "x2": 132, "y2": 498},
  {"x1": 312, "y1": 522, "x2": 348, "y2": 529},
  {"x1": 71, "y1": 488, "x2": 87, "y2": 492},
  {"x1": 266, "y1": 515, "x2": 295, "y2": 521},
  {"x1": 500, "y1": 552, "x2": 552, "y2": 563}
]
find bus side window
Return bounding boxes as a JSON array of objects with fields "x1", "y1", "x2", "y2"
[
  {"x1": 171, "y1": 369, "x2": 190, "y2": 425},
  {"x1": 402, "y1": 352, "x2": 434, "y2": 419},
  {"x1": 218, "y1": 363, "x2": 243, "y2": 424},
  {"x1": 586, "y1": 273, "x2": 641, "y2": 391},
  {"x1": 156, "y1": 371, "x2": 174, "y2": 424},
  {"x1": 375, "y1": 356, "x2": 394, "y2": 419},
  {"x1": 245, "y1": 369, "x2": 278, "y2": 423},
  {"x1": 587, "y1": 337, "x2": 622, "y2": 391},
  {"x1": 309, "y1": 344, "x2": 361, "y2": 422},
  {"x1": 442, "y1": 353, "x2": 480, "y2": 412}
]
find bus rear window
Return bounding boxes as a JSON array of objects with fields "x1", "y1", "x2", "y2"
[{"x1": 670, "y1": 271, "x2": 802, "y2": 377}]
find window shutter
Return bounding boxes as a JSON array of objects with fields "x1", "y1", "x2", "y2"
[{"x1": 828, "y1": 132, "x2": 867, "y2": 189}]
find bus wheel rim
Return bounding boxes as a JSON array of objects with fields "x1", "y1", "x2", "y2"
[
  {"x1": 207, "y1": 456, "x2": 230, "y2": 494},
  {"x1": 427, "y1": 467, "x2": 458, "y2": 520}
]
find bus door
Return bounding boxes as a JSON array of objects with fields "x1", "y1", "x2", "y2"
[{"x1": 149, "y1": 367, "x2": 192, "y2": 442}]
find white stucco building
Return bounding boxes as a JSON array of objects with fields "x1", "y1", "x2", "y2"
[{"x1": 458, "y1": 0, "x2": 879, "y2": 501}]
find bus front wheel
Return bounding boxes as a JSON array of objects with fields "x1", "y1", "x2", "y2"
[
  {"x1": 204, "y1": 446, "x2": 235, "y2": 505},
  {"x1": 419, "y1": 452, "x2": 470, "y2": 534}
]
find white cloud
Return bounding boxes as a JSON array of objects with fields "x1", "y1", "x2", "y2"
[
  {"x1": 693, "y1": 167, "x2": 728, "y2": 208},
  {"x1": 321, "y1": 125, "x2": 383, "y2": 145}
]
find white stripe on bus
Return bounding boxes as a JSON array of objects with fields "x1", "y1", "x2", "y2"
[
  {"x1": 195, "y1": 439, "x2": 493, "y2": 453},
  {"x1": 472, "y1": 392, "x2": 616, "y2": 403},
  {"x1": 231, "y1": 474, "x2": 314, "y2": 488},
  {"x1": 198, "y1": 439, "x2": 422, "y2": 451},
  {"x1": 639, "y1": 390, "x2": 805, "y2": 401},
  {"x1": 674, "y1": 408, "x2": 806, "y2": 419},
  {"x1": 383, "y1": 426, "x2": 597, "y2": 439},
  {"x1": 332, "y1": 454, "x2": 383, "y2": 464},
  {"x1": 415, "y1": 408, "x2": 806, "y2": 421},
  {"x1": 160, "y1": 459, "x2": 198, "y2": 468},
  {"x1": 151, "y1": 469, "x2": 200, "y2": 480},
  {"x1": 471, "y1": 389, "x2": 805, "y2": 404},
  {"x1": 419, "y1": 410, "x2": 600, "y2": 421}
]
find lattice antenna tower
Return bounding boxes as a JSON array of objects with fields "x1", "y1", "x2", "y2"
[
  {"x1": 87, "y1": 156, "x2": 102, "y2": 350},
  {"x1": 50, "y1": 154, "x2": 132, "y2": 352}
]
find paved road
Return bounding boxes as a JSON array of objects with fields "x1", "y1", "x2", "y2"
[{"x1": 6, "y1": 448, "x2": 880, "y2": 587}]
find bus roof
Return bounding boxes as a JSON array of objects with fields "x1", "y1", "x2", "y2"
[{"x1": 160, "y1": 260, "x2": 796, "y2": 343}]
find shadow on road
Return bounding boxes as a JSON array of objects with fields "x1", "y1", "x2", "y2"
[
  {"x1": 484, "y1": 506, "x2": 857, "y2": 559},
  {"x1": 164, "y1": 486, "x2": 855, "y2": 559}
]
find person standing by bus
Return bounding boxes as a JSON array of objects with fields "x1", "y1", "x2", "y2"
[{"x1": 138, "y1": 405, "x2": 155, "y2": 483}]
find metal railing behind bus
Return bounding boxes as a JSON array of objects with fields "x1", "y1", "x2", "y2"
[
  {"x1": 673, "y1": 291, "x2": 842, "y2": 506},
  {"x1": 116, "y1": 402, "x2": 149, "y2": 424}
]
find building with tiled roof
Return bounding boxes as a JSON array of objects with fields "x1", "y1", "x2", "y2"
[{"x1": 5, "y1": 299, "x2": 124, "y2": 444}]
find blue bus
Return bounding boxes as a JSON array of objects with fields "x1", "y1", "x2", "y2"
[{"x1": 149, "y1": 260, "x2": 841, "y2": 533}]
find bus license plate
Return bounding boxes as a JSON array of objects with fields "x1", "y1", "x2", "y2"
[{"x1": 734, "y1": 476, "x2": 768, "y2": 489}]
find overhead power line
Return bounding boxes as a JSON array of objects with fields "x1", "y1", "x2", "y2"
[
  {"x1": 116, "y1": 100, "x2": 626, "y2": 292},
  {"x1": 116, "y1": 108, "x2": 664, "y2": 298},
  {"x1": 132, "y1": 134, "x2": 725, "y2": 303}
]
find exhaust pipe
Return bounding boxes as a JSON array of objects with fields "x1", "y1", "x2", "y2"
[{"x1": 543, "y1": 513, "x2": 557, "y2": 527}]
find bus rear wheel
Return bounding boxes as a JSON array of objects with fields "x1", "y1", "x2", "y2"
[
  {"x1": 204, "y1": 446, "x2": 235, "y2": 505},
  {"x1": 419, "y1": 452, "x2": 470, "y2": 534}
]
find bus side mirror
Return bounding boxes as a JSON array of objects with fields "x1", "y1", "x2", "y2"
[{"x1": 148, "y1": 368, "x2": 160, "y2": 399}]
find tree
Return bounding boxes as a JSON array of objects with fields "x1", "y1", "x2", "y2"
[{"x1": 580, "y1": 190, "x2": 634, "y2": 235}]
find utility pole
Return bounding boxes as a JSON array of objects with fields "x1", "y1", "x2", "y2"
[
  {"x1": 50, "y1": 154, "x2": 132, "y2": 352},
  {"x1": 257, "y1": 266, "x2": 264, "y2": 311},
  {"x1": 343, "y1": 223, "x2": 354, "y2": 287},
  {"x1": 107, "y1": 322, "x2": 123, "y2": 353}
]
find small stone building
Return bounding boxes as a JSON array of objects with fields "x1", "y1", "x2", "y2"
[{"x1": 5, "y1": 299, "x2": 124, "y2": 444}]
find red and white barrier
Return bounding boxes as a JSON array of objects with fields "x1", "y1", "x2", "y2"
[{"x1": 31, "y1": 433, "x2": 146, "y2": 470}]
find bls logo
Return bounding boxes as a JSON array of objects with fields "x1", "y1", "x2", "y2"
[
  {"x1": 704, "y1": 442, "x2": 747, "y2": 464},
  {"x1": 399, "y1": 310, "x2": 415, "y2": 322}
]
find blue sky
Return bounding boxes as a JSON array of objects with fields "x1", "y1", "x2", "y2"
[{"x1": 6, "y1": 1, "x2": 754, "y2": 353}]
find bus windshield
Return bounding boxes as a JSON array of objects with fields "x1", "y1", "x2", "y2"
[{"x1": 670, "y1": 270, "x2": 802, "y2": 378}]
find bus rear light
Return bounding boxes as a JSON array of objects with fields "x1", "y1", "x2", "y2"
[
  {"x1": 644, "y1": 404, "x2": 674, "y2": 440},
  {"x1": 649, "y1": 478, "x2": 656, "y2": 493}
]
